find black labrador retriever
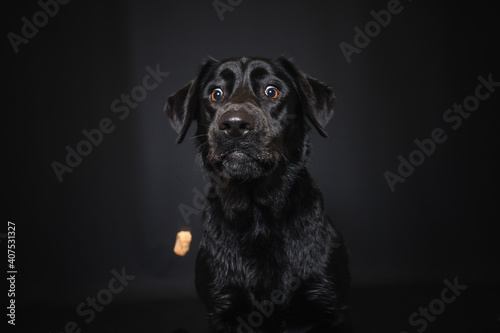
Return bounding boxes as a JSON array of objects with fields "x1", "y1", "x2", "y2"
[{"x1": 166, "y1": 56, "x2": 351, "y2": 333}]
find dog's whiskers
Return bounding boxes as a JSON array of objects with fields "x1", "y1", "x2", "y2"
[
  {"x1": 187, "y1": 134, "x2": 208, "y2": 141},
  {"x1": 271, "y1": 142, "x2": 289, "y2": 164}
]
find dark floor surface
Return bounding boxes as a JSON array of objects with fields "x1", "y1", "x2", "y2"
[{"x1": 16, "y1": 284, "x2": 500, "y2": 332}]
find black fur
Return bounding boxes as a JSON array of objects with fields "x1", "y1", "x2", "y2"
[{"x1": 166, "y1": 56, "x2": 351, "y2": 332}]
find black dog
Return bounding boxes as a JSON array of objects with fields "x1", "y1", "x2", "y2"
[{"x1": 166, "y1": 56, "x2": 351, "y2": 332}]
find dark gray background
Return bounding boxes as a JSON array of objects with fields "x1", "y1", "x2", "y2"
[{"x1": 4, "y1": 0, "x2": 499, "y2": 332}]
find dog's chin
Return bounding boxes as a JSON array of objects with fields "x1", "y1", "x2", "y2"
[{"x1": 220, "y1": 151, "x2": 274, "y2": 181}]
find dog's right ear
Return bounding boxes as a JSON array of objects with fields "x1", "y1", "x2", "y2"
[
  {"x1": 165, "y1": 58, "x2": 219, "y2": 144},
  {"x1": 165, "y1": 80, "x2": 197, "y2": 144}
]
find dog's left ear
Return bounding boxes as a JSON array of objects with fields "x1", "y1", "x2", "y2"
[
  {"x1": 165, "y1": 58, "x2": 219, "y2": 143},
  {"x1": 275, "y1": 57, "x2": 335, "y2": 137}
]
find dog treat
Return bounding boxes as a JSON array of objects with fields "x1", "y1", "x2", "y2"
[{"x1": 173, "y1": 230, "x2": 192, "y2": 256}]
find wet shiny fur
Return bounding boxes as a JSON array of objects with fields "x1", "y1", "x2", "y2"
[{"x1": 166, "y1": 56, "x2": 351, "y2": 332}]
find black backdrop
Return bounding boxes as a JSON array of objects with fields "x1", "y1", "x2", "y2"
[{"x1": 4, "y1": 0, "x2": 499, "y2": 332}]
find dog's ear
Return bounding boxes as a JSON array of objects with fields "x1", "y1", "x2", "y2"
[
  {"x1": 165, "y1": 80, "x2": 196, "y2": 143},
  {"x1": 300, "y1": 75, "x2": 335, "y2": 138},
  {"x1": 275, "y1": 57, "x2": 335, "y2": 137},
  {"x1": 165, "y1": 58, "x2": 219, "y2": 143}
]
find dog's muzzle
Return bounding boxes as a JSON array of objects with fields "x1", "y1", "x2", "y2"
[{"x1": 209, "y1": 108, "x2": 276, "y2": 180}]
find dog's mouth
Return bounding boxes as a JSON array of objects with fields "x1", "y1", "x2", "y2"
[
  {"x1": 226, "y1": 151, "x2": 252, "y2": 162},
  {"x1": 212, "y1": 148, "x2": 278, "y2": 180},
  {"x1": 205, "y1": 125, "x2": 286, "y2": 181}
]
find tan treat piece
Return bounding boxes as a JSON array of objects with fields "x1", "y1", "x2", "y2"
[{"x1": 173, "y1": 231, "x2": 192, "y2": 256}]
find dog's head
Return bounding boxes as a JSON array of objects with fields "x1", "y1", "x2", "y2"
[{"x1": 166, "y1": 56, "x2": 334, "y2": 181}]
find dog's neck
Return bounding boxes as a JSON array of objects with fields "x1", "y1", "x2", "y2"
[{"x1": 207, "y1": 160, "x2": 314, "y2": 222}]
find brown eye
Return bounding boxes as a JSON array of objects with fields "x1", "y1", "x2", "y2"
[
  {"x1": 265, "y1": 86, "x2": 279, "y2": 99},
  {"x1": 211, "y1": 88, "x2": 223, "y2": 101}
]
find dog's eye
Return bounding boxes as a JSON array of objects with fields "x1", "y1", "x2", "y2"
[
  {"x1": 211, "y1": 88, "x2": 223, "y2": 101},
  {"x1": 264, "y1": 86, "x2": 279, "y2": 99}
]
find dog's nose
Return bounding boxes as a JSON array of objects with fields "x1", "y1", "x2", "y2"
[{"x1": 218, "y1": 111, "x2": 255, "y2": 138}]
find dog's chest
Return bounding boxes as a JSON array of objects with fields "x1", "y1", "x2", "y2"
[
  {"x1": 201, "y1": 194, "x2": 332, "y2": 295},
  {"x1": 208, "y1": 216, "x2": 313, "y2": 286}
]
